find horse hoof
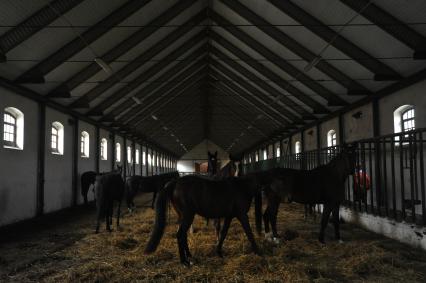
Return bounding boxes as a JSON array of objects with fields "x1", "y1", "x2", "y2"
[
  {"x1": 272, "y1": 237, "x2": 280, "y2": 244},
  {"x1": 264, "y1": 232, "x2": 273, "y2": 240},
  {"x1": 338, "y1": 239, "x2": 344, "y2": 244},
  {"x1": 182, "y1": 260, "x2": 193, "y2": 267},
  {"x1": 216, "y1": 250, "x2": 224, "y2": 258}
]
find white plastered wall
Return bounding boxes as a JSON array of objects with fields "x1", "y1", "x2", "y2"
[
  {"x1": 0, "y1": 86, "x2": 38, "y2": 226},
  {"x1": 44, "y1": 107, "x2": 72, "y2": 213}
]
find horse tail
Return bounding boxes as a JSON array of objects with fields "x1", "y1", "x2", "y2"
[
  {"x1": 254, "y1": 187, "x2": 262, "y2": 235},
  {"x1": 144, "y1": 179, "x2": 175, "y2": 254}
]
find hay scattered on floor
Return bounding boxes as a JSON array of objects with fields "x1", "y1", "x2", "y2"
[{"x1": 0, "y1": 195, "x2": 426, "y2": 282}]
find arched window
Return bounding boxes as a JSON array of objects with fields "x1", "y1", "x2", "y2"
[
  {"x1": 135, "y1": 149, "x2": 140, "y2": 164},
  {"x1": 327, "y1": 130, "x2": 337, "y2": 148},
  {"x1": 276, "y1": 146, "x2": 281, "y2": 158},
  {"x1": 80, "y1": 131, "x2": 90, "y2": 158},
  {"x1": 294, "y1": 141, "x2": 301, "y2": 154},
  {"x1": 51, "y1": 122, "x2": 64, "y2": 155},
  {"x1": 394, "y1": 105, "x2": 415, "y2": 141},
  {"x1": 147, "y1": 153, "x2": 151, "y2": 165},
  {"x1": 263, "y1": 149, "x2": 268, "y2": 160},
  {"x1": 100, "y1": 138, "x2": 108, "y2": 160},
  {"x1": 255, "y1": 152, "x2": 259, "y2": 162},
  {"x1": 142, "y1": 151, "x2": 146, "y2": 165},
  {"x1": 401, "y1": 108, "x2": 415, "y2": 132},
  {"x1": 115, "y1": 143, "x2": 121, "y2": 162},
  {"x1": 3, "y1": 107, "x2": 24, "y2": 149},
  {"x1": 127, "y1": 146, "x2": 132, "y2": 163}
]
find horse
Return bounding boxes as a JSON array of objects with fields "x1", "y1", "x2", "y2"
[
  {"x1": 81, "y1": 165, "x2": 124, "y2": 206},
  {"x1": 81, "y1": 171, "x2": 97, "y2": 205},
  {"x1": 207, "y1": 151, "x2": 218, "y2": 175},
  {"x1": 124, "y1": 171, "x2": 179, "y2": 212},
  {"x1": 95, "y1": 169, "x2": 125, "y2": 233},
  {"x1": 259, "y1": 144, "x2": 356, "y2": 244},
  {"x1": 144, "y1": 175, "x2": 262, "y2": 266}
]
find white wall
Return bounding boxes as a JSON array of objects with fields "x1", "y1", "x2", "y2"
[
  {"x1": 99, "y1": 128, "x2": 112, "y2": 173},
  {"x1": 303, "y1": 126, "x2": 317, "y2": 151},
  {"x1": 77, "y1": 121, "x2": 96, "y2": 204},
  {"x1": 44, "y1": 108, "x2": 72, "y2": 213},
  {"x1": 344, "y1": 103, "x2": 374, "y2": 142},
  {"x1": 0, "y1": 87, "x2": 38, "y2": 226},
  {"x1": 380, "y1": 79, "x2": 426, "y2": 135},
  {"x1": 177, "y1": 139, "x2": 229, "y2": 173}
]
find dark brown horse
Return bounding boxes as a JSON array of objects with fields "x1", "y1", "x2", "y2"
[
  {"x1": 124, "y1": 172, "x2": 179, "y2": 212},
  {"x1": 207, "y1": 151, "x2": 218, "y2": 176},
  {"x1": 95, "y1": 171, "x2": 125, "y2": 233},
  {"x1": 81, "y1": 171, "x2": 96, "y2": 205},
  {"x1": 259, "y1": 145, "x2": 356, "y2": 243},
  {"x1": 144, "y1": 175, "x2": 262, "y2": 266}
]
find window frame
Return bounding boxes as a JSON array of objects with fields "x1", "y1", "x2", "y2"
[
  {"x1": 80, "y1": 131, "x2": 90, "y2": 158},
  {"x1": 51, "y1": 125, "x2": 59, "y2": 153},
  {"x1": 3, "y1": 111, "x2": 17, "y2": 147},
  {"x1": 100, "y1": 138, "x2": 108, "y2": 160},
  {"x1": 401, "y1": 108, "x2": 415, "y2": 133}
]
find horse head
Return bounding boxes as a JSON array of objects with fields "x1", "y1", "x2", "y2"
[
  {"x1": 207, "y1": 151, "x2": 218, "y2": 176},
  {"x1": 341, "y1": 143, "x2": 357, "y2": 176}
]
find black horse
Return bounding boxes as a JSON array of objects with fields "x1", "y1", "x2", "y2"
[
  {"x1": 259, "y1": 145, "x2": 356, "y2": 243},
  {"x1": 95, "y1": 171, "x2": 125, "y2": 233},
  {"x1": 124, "y1": 172, "x2": 179, "y2": 212},
  {"x1": 207, "y1": 151, "x2": 218, "y2": 175},
  {"x1": 144, "y1": 175, "x2": 262, "y2": 266},
  {"x1": 81, "y1": 171, "x2": 97, "y2": 205}
]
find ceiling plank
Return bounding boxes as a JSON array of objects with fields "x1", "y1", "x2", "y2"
[
  {"x1": 70, "y1": 12, "x2": 206, "y2": 108},
  {"x1": 0, "y1": 0, "x2": 85, "y2": 64},
  {"x1": 210, "y1": 76, "x2": 282, "y2": 129},
  {"x1": 209, "y1": 68, "x2": 290, "y2": 127},
  {"x1": 46, "y1": 1, "x2": 202, "y2": 97},
  {"x1": 210, "y1": 31, "x2": 329, "y2": 114},
  {"x1": 210, "y1": 45, "x2": 316, "y2": 120},
  {"x1": 120, "y1": 65, "x2": 208, "y2": 125},
  {"x1": 210, "y1": 59, "x2": 303, "y2": 124},
  {"x1": 86, "y1": 36, "x2": 208, "y2": 116},
  {"x1": 267, "y1": 0, "x2": 402, "y2": 81},
  {"x1": 340, "y1": 0, "x2": 426, "y2": 59},
  {"x1": 210, "y1": 10, "x2": 349, "y2": 106},
  {"x1": 15, "y1": 0, "x2": 154, "y2": 84}
]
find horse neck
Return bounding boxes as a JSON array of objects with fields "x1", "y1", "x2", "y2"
[{"x1": 325, "y1": 154, "x2": 351, "y2": 181}]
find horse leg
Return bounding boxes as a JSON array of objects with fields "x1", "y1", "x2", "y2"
[
  {"x1": 263, "y1": 206, "x2": 271, "y2": 237},
  {"x1": 216, "y1": 217, "x2": 232, "y2": 257},
  {"x1": 176, "y1": 213, "x2": 194, "y2": 266},
  {"x1": 332, "y1": 205, "x2": 342, "y2": 242},
  {"x1": 214, "y1": 218, "x2": 221, "y2": 242},
  {"x1": 319, "y1": 204, "x2": 333, "y2": 244},
  {"x1": 106, "y1": 203, "x2": 112, "y2": 232},
  {"x1": 270, "y1": 200, "x2": 280, "y2": 241},
  {"x1": 116, "y1": 200, "x2": 122, "y2": 228},
  {"x1": 304, "y1": 204, "x2": 309, "y2": 220},
  {"x1": 151, "y1": 191, "x2": 157, "y2": 209},
  {"x1": 237, "y1": 214, "x2": 261, "y2": 255}
]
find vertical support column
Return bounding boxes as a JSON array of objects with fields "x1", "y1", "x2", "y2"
[
  {"x1": 36, "y1": 103, "x2": 46, "y2": 216},
  {"x1": 71, "y1": 117, "x2": 79, "y2": 207},
  {"x1": 139, "y1": 141, "x2": 143, "y2": 176},
  {"x1": 95, "y1": 126, "x2": 100, "y2": 174},
  {"x1": 111, "y1": 133, "x2": 115, "y2": 171},
  {"x1": 301, "y1": 131, "x2": 305, "y2": 169},
  {"x1": 132, "y1": 140, "x2": 136, "y2": 176},
  {"x1": 316, "y1": 124, "x2": 321, "y2": 166},
  {"x1": 145, "y1": 145, "x2": 149, "y2": 176},
  {"x1": 123, "y1": 137, "x2": 127, "y2": 177},
  {"x1": 338, "y1": 114, "x2": 345, "y2": 146},
  {"x1": 373, "y1": 98, "x2": 382, "y2": 214}
]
